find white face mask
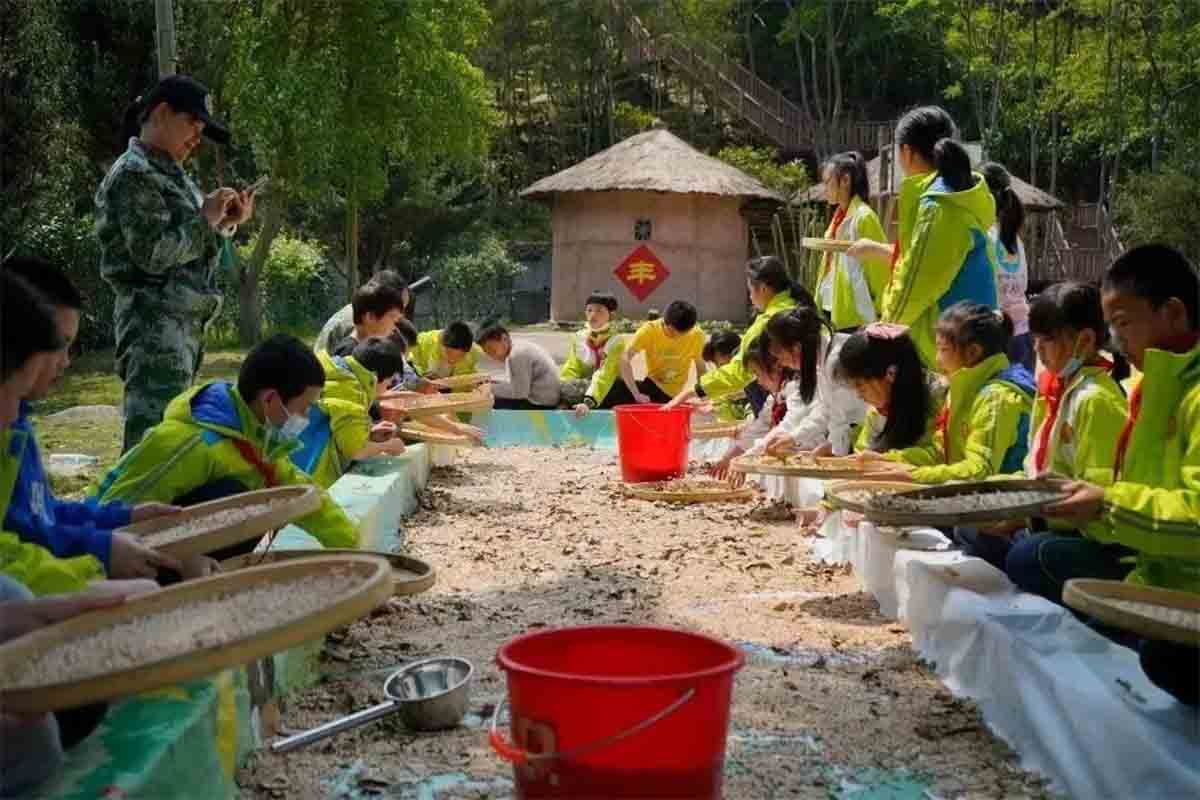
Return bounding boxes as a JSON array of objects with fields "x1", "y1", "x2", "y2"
[{"x1": 279, "y1": 411, "x2": 309, "y2": 440}]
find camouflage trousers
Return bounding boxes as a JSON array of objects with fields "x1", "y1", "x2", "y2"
[{"x1": 114, "y1": 291, "x2": 218, "y2": 452}]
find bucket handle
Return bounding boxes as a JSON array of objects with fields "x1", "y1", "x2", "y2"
[
  {"x1": 622, "y1": 407, "x2": 688, "y2": 441},
  {"x1": 488, "y1": 688, "x2": 696, "y2": 765}
]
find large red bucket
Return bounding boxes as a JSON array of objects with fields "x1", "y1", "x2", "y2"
[
  {"x1": 613, "y1": 404, "x2": 691, "y2": 483},
  {"x1": 490, "y1": 625, "x2": 744, "y2": 799}
]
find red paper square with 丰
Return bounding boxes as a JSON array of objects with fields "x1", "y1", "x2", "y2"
[{"x1": 614, "y1": 245, "x2": 669, "y2": 302}]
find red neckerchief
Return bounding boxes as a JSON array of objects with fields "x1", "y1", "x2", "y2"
[
  {"x1": 770, "y1": 392, "x2": 788, "y2": 427},
  {"x1": 233, "y1": 439, "x2": 279, "y2": 487},
  {"x1": 584, "y1": 332, "x2": 607, "y2": 370},
  {"x1": 889, "y1": 241, "x2": 901, "y2": 271},
  {"x1": 820, "y1": 206, "x2": 849, "y2": 282},
  {"x1": 1114, "y1": 332, "x2": 1200, "y2": 477},
  {"x1": 935, "y1": 401, "x2": 951, "y2": 463},
  {"x1": 1033, "y1": 357, "x2": 1113, "y2": 472}
]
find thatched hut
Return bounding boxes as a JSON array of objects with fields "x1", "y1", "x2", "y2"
[{"x1": 520, "y1": 128, "x2": 782, "y2": 323}]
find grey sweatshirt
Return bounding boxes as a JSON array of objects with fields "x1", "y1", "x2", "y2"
[{"x1": 492, "y1": 339, "x2": 561, "y2": 407}]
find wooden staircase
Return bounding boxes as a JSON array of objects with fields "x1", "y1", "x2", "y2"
[
  {"x1": 1040, "y1": 202, "x2": 1125, "y2": 283},
  {"x1": 616, "y1": 5, "x2": 890, "y2": 155}
]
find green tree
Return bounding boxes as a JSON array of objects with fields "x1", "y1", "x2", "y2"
[{"x1": 224, "y1": 0, "x2": 493, "y2": 345}]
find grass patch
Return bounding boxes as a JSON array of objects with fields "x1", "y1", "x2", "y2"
[{"x1": 30, "y1": 348, "x2": 248, "y2": 498}]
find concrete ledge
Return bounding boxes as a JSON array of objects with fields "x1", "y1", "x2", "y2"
[{"x1": 42, "y1": 445, "x2": 439, "y2": 799}]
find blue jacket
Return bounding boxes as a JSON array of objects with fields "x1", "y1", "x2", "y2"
[{"x1": 4, "y1": 403, "x2": 132, "y2": 572}]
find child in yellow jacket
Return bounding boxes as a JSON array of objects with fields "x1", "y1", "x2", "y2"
[
  {"x1": 988, "y1": 283, "x2": 1131, "y2": 597},
  {"x1": 1046, "y1": 245, "x2": 1200, "y2": 706},
  {"x1": 291, "y1": 338, "x2": 410, "y2": 488},
  {"x1": 865, "y1": 302, "x2": 1035, "y2": 485}
]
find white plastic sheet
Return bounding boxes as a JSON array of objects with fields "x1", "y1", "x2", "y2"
[{"x1": 825, "y1": 515, "x2": 1200, "y2": 798}]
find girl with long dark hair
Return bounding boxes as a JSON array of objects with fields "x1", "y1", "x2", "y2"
[
  {"x1": 833, "y1": 323, "x2": 947, "y2": 456},
  {"x1": 816, "y1": 151, "x2": 889, "y2": 330},
  {"x1": 848, "y1": 106, "x2": 999, "y2": 367},
  {"x1": 982, "y1": 162, "x2": 1034, "y2": 371},
  {"x1": 756, "y1": 306, "x2": 867, "y2": 456}
]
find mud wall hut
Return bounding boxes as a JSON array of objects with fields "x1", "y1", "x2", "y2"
[{"x1": 520, "y1": 128, "x2": 782, "y2": 323}]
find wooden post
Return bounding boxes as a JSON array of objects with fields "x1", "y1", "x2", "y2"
[{"x1": 154, "y1": 0, "x2": 177, "y2": 77}]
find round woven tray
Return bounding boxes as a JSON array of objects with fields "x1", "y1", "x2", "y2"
[
  {"x1": 1064, "y1": 579, "x2": 1200, "y2": 646},
  {"x1": 430, "y1": 373, "x2": 491, "y2": 391},
  {"x1": 825, "y1": 480, "x2": 924, "y2": 513},
  {"x1": 220, "y1": 549, "x2": 436, "y2": 597},
  {"x1": 0, "y1": 555, "x2": 391, "y2": 713},
  {"x1": 398, "y1": 422, "x2": 480, "y2": 447},
  {"x1": 731, "y1": 454, "x2": 866, "y2": 479},
  {"x1": 801, "y1": 237, "x2": 852, "y2": 253},
  {"x1": 379, "y1": 390, "x2": 493, "y2": 421},
  {"x1": 621, "y1": 480, "x2": 755, "y2": 504},
  {"x1": 860, "y1": 479, "x2": 1066, "y2": 527},
  {"x1": 117, "y1": 486, "x2": 321, "y2": 559},
  {"x1": 691, "y1": 422, "x2": 741, "y2": 441}
]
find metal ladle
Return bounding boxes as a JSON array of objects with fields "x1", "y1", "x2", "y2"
[{"x1": 270, "y1": 656, "x2": 474, "y2": 753}]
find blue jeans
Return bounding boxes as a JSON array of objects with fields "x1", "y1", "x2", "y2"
[{"x1": 1005, "y1": 532, "x2": 1135, "y2": 606}]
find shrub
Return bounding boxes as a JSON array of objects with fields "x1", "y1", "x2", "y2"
[
  {"x1": 414, "y1": 233, "x2": 526, "y2": 327},
  {"x1": 17, "y1": 212, "x2": 114, "y2": 352},
  {"x1": 1114, "y1": 168, "x2": 1200, "y2": 266}
]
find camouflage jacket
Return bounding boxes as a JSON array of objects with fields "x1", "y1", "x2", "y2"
[{"x1": 95, "y1": 138, "x2": 230, "y2": 314}]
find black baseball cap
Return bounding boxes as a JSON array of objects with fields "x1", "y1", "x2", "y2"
[{"x1": 139, "y1": 75, "x2": 230, "y2": 145}]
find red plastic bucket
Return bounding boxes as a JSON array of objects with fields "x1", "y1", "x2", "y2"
[
  {"x1": 491, "y1": 625, "x2": 744, "y2": 799},
  {"x1": 613, "y1": 404, "x2": 691, "y2": 483}
]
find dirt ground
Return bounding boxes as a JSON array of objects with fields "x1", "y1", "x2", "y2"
[{"x1": 237, "y1": 446, "x2": 1048, "y2": 800}]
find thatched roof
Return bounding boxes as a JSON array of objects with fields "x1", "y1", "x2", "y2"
[
  {"x1": 520, "y1": 129, "x2": 783, "y2": 203},
  {"x1": 798, "y1": 156, "x2": 1063, "y2": 211}
]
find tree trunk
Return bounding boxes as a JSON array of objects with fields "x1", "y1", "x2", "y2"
[
  {"x1": 345, "y1": 196, "x2": 360, "y2": 303},
  {"x1": 239, "y1": 195, "x2": 285, "y2": 347}
]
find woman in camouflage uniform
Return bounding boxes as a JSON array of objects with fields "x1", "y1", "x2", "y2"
[{"x1": 95, "y1": 75, "x2": 255, "y2": 452}]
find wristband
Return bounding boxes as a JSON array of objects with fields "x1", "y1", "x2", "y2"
[
  {"x1": 694, "y1": 383, "x2": 707, "y2": 399},
  {"x1": 583, "y1": 396, "x2": 597, "y2": 409}
]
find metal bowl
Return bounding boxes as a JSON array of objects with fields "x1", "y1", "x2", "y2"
[{"x1": 384, "y1": 656, "x2": 474, "y2": 731}]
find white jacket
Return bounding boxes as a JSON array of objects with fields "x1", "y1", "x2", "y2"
[{"x1": 741, "y1": 333, "x2": 866, "y2": 456}]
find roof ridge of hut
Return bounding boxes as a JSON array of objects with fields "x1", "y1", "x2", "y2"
[{"x1": 520, "y1": 128, "x2": 782, "y2": 203}]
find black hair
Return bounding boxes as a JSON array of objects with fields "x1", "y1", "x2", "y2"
[
  {"x1": 663, "y1": 300, "x2": 698, "y2": 333},
  {"x1": 742, "y1": 334, "x2": 776, "y2": 372},
  {"x1": 1031, "y1": 282, "x2": 1131, "y2": 380},
  {"x1": 1103, "y1": 244, "x2": 1200, "y2": 330},
  {"x1": 763, "y1": 306, "x2": 832, "y2": 404},
  {"x1": 352, "y1": 336, "x2": 407, "y2": 381},
  {"x1": 895, "y1": 105, "x2": 974, "y2": 193},
  {"x1": 936, "y1": 301, "x2": 1013, "y2": 361},
  {"x1": 352, "y1": 278, "x2": 408, "y2": 324},
  {"x1": 981, "y1": 162, "x2": 1025, "y2": 255},
  {"x1": 585, "y1": 291, "x2": 618, "y2": 313},
  {"x1": 745, "y1": 256, "x2": 815, "y2": 309},
  {"x1": 834, "y1": 330, "x2": 930, "y2": 451},
  {"x1": 237, "y1": 333, "x2": 325, "y2": 404},
  {"x1": 703, "y1": 331, "x2": 741, "y2": 363},
  {"x1": 476, "y1": 321, "x2": 509, "y2": 345},
  {"x1": 1029, "y1": 282, "x2": 1108, "y2": 345},
  {"x1": 441, "y1": 321, "x2": 475, "y2": 351},
  {"x1": 2, "y1": 272, "x2": 64, "y2": 381},
  {"x1": 392, "y1": 317, "x2": 419, "y2": 348},
  {"x1": 4, "y1": 256, "x2": 83, "y2": 310},
  {"x1": 823, "y1": 151, "x2": 870, "y2": 205}
]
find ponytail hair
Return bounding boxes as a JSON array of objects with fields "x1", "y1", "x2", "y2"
[
  {"x1": 896, "y1": 106, "x2": 958, "y2": 163},
  {"x1": 932, "y1": 138, "x2": 974, "y2": 192},
  {"x1": 121, "y1": 96, "x2": 147, "y2": 144},
  {"x1": 823, "y1": 151, "x2": 870, "y2": 205},
  {"x1": 936, "y1": 301, "x2": 1013, "y2": 361},
  {"x1": 981, "y1": 162, "x2": 1025, "y2": 254},
  {"x1": 834, "y1": 329, "x2": 930, "y2": 451},
  {"x1": 745, "y1": 255, "x2": 814, "y2": 308},
  {"x1": 763, "y1": 306, "x2": 832, "y2": 404}
]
